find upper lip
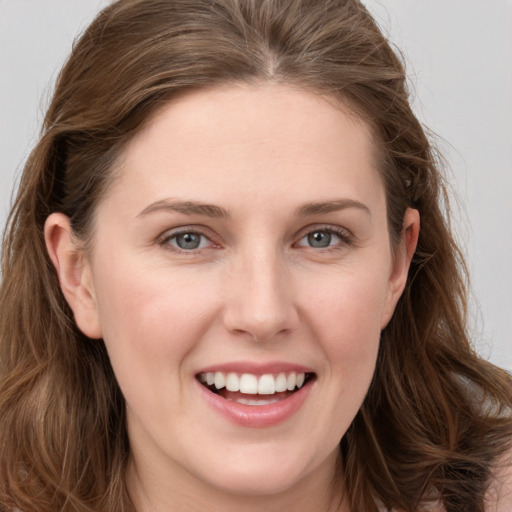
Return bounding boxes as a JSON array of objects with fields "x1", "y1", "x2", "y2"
[{"x1": 196, "y1": 361, "x2": 315, "y2": 376}]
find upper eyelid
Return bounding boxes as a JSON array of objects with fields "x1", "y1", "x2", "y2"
[
  {"x1": 158, "y1": 226, "x2": 219, "y2": 249},
  {"x1": 159, "y1": 225, "x2": 215, "y2": 239},
  {"x1": 295, "y1": 224, "x2": 353, "y2": 240},
  {"x1": 293, "y1": 226, "x2": 355, "y2": 251}
]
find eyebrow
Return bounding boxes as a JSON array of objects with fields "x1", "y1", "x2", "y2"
[
  {"x1": 296, "y1": 199, "x2": 371, "y2": 217},
  {"x1": 137, "y1": 198, "x2": 370, "y2": 219},
  {"x1": 137, "y1": 199, "x2": 230, "y2": 218}
]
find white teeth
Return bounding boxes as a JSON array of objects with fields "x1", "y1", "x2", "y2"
[
  {"x1": 199, "y1": 371, "x2": 308, "y2": 395},
  {"x1": 225, "y1": 372, "x2": 240, "y2": 392},
  {"x1": 286, "y1": 373, "x2": 297, "y2": 391},
  {"x1": 214, "y1": 372, "x2": 225, "y2": 390},
  {"x1": 229, "y1": 396, "x2": 282, "y2": 406},
  {"x1": 240, "y1": 373, "x2": 258, "y2": 394},
  {"x1": 258, "y1": 374, "x2": 276, "y2": 395},
  {"x1": 275, "y1": 373, "x2": 288, "y2": 392}
]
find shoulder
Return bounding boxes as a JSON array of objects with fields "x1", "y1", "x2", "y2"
[{"x1": 486, "y1": 445, "x2": 512, "y2": 512}]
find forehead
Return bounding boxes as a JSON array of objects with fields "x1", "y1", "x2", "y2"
[
  {"x1": 132, "y1": 82, "x2": 375, "y2": 162},
  {"x1": 104, "y1": 83, "x2": 384, "y2": 219}
]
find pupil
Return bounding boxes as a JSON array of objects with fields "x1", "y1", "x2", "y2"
[
  {"x1": 308, "y1": 231, "x2": 331, "y2": 248},
  {"x1": 176, "y1": 233, "x2": 200, "y2": 250}
]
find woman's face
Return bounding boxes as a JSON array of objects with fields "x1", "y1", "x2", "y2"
[{"x1": 50, "y1": 83, "x2": 417, "y2": 504}]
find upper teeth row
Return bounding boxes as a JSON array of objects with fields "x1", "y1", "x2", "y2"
[{"x1": 199, "y1": 372, "x2": 306, "y2": 395}]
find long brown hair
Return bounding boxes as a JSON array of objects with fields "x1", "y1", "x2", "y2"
[{"x1": 1, "y1": 1, "x2": 510, "y2": 511}]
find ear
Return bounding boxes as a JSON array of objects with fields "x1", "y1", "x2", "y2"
[
  {"x1": 380, "y1": 208, "x2": 420, "y2": 329},
  {"x1": 44, "y1": 213, "x2": 103, "y2": 339}
]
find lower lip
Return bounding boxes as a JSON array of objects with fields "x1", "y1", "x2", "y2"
[{"x1": 196, "y1": 379, "x2": 314, "y2": 428}]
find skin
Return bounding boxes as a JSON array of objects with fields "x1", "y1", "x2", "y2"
[{"x1": 45, "y1": 83, "x2": 419, "y2": 512}]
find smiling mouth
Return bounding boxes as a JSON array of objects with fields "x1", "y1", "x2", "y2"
[{"x1": 197, "y1": 371, "x2": 316, "y2": 406}]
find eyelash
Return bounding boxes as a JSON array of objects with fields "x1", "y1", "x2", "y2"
[
  {"x1": 158, "y1": 225, "x2": 353, "y2": 253},
  {"x1": 295, "y1": 225, "x2": 353, "y2": 250},
  {"x1": 158, "y1": 228, "x2": 217, "y2": 253}
]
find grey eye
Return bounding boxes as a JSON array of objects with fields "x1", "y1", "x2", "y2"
[
  {"x1": 307, "y1": 231, "x2": 333, "y2": 248},
  {"x1": 161, "y1": 229, "x2": 215, "y2": 252},
  {"x1": 174, "y1": 232, "x2": 203, "y2": 250}
]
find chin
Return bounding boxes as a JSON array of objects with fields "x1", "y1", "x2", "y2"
[
  {"x1": 195, "y1": 447, "x2": 322, "y2": 497},
  {"x1": 209, "y1": 469, "x2": 305, "y2": 497}
]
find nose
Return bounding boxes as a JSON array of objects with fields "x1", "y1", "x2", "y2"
[{"x1": 222, "y1": 247, "x2": 299, "y2": 343}]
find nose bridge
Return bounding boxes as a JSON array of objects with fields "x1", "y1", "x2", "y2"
[{"x1": 223, "y1": 242, "x2": 297, "y2": 342}]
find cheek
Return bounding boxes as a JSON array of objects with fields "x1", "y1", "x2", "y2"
[
  {"x1": 90, "y1": 260, "x2": 221, "y2": 400},
  {"x1": 303, "y1": 267, "x2": 388, "y2": 384},
  {"x1": 94, "y1": 258, "x2": 217, "y2": 339},
  {"x1": 294, "y1": 270, "x2": 386, "y2": 450},
  {"x1": 306, "y1": 267, "x2": 390, "y2": 338}
]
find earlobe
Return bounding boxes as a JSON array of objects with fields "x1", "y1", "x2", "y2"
[
  {"x1": 380, "y1": 208, "x2": 420, "y2": 329},
  {"x1": 44, "y1": 213, "x2": 103, "y2": 339}
]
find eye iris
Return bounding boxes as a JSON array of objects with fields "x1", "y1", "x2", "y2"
[
  {"x1": 308, "y1": 231, "x2": 331, "y2": 248},
  {"x1": 176, "y1": 233, "x2": 201, "y2": 250}
]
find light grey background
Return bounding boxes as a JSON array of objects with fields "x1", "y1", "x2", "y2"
[{"x1": 1, "y1": 1, "x2": 511, "y2": 370}]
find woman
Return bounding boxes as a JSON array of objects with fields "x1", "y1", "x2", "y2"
[{"x1": 0, "y1": 0, "x2": 510, "y2": 511}]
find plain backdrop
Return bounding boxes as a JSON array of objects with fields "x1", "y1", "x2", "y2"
[{"x1": 0, "y1": 1, "x2": 511, "y2": 370}]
